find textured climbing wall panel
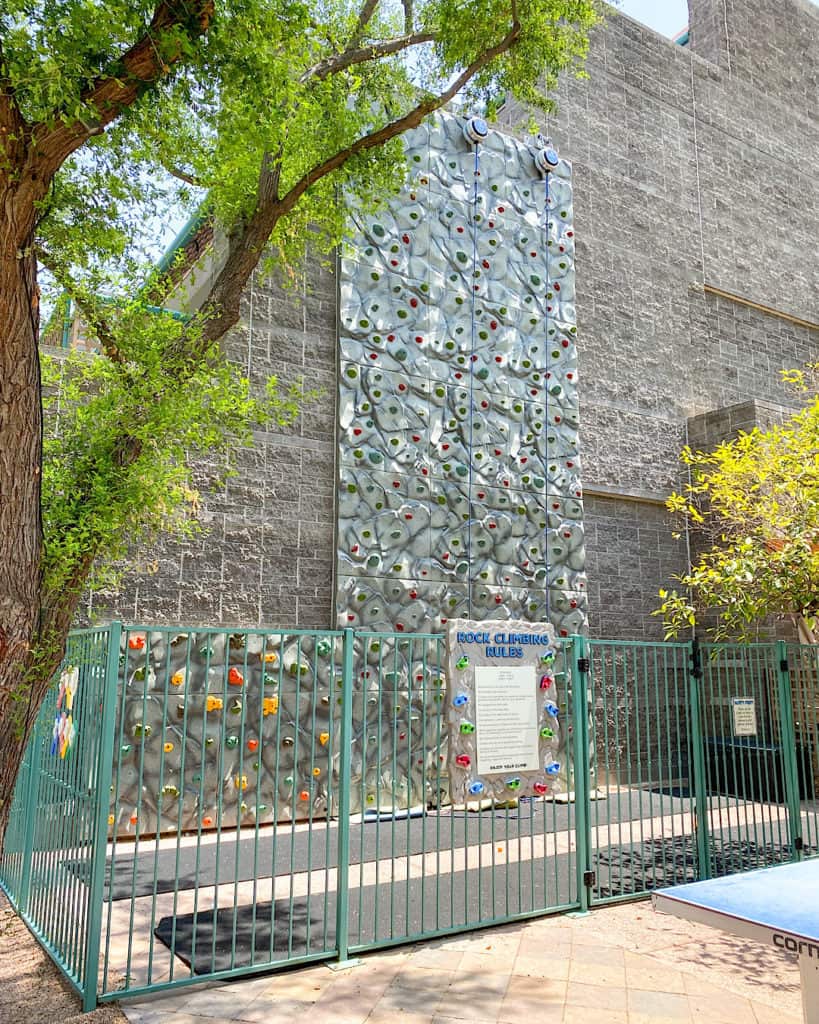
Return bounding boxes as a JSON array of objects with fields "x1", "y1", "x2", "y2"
[
  {"x1": 108, "y1": 627, "x2": 450, "y2": 836},
  {"x1": 337, "y1": 111, "x2": 586, "y2": 637}
]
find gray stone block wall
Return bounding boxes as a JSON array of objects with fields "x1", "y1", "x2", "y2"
[{"x1": 85, "y1": 263, "x2": 340, "y2": 629}]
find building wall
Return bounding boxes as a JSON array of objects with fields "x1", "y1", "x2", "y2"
[
  {"x1": 87, "y1": 0, "x2": 818, "y2": 641},
  {"x1": 499, "y1": 0, "x2": 818, "y2": 638}
]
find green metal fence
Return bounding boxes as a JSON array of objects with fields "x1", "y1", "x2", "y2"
[
  {"x1": 2, "y1": 625, "x2": 818, "y2": 1011},
  {"x1": 0, "y1": 625, "x2": 120, "y2": 1011}
]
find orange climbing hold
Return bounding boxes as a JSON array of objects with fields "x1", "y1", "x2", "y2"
[
  {"x1": 247, "y1": 739, "x2": 259, "y2": 752},
  {"x1": 319, "y1": 732, "x2": 330, "y2": 746},
  {"x1": 228, "y1": 667, "x2": 244, "y2": 686},
  {"x1": 202, "y1": 816, "x2": 213, "y2": 827},
  {"x1": 128, "y1": 635, "x2": 145, "y2": 650},
  {"x1": 299, "y1": 790, "x2": 310, "y2": 802}
]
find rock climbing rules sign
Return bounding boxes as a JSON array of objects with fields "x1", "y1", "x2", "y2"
[
  {"x1": 446, "y1": 618, "x2": 562, "y2": 803},
  {"x1": 474, "y1": 666, "x2": 540, "y2": 774}
]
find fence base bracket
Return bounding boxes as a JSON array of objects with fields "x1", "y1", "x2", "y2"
[
  {"x1": 328, "y1": 958, "x2": 364, "y2": 972},
  {"x1": 566, "y1": 911, "x2": 591, "y2": 919}
]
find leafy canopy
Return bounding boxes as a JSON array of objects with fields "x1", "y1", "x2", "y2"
[{"x1": 657, "y1": 367, "x2": 819, "y2": 642}]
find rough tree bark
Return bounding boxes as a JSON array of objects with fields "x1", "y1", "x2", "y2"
[{"x1": 0, "y1": 0, "x2": 215, "y2": 854}]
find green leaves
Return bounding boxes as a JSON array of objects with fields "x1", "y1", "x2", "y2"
[{"x1": 657, "y1": 377, "x2": 819, "y2": 642}]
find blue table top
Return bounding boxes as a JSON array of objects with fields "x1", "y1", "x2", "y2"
[{"x1": 657, "y1": 859, "x2": 819, "y2": 940}]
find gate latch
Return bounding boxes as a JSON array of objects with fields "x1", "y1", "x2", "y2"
[
  {"x1": 577, "y1": 658, "x2": 590, "y2": 674},
  {"x1": 583, "y1": 870, "x2": 596, "y2": 888}
]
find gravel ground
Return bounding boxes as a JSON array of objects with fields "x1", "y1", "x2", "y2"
[{"x1": 0, "y1": 891, "x2": 129, "y2": 1024}]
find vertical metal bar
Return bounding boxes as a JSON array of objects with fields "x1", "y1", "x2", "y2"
[
  {"x1": 776, "y1": 640, "x2": 802, "y2": 861},
  {"x1": 688, "y1": 639, "x2": 710, "y2": 880},
  {"x1": 17, "y1": 716, "x2": 40, "y2": 915},
  {"x1": 570, "y1": 635, "x2": 591, "y2": 912},
  {"x1": 82, "y1": 622, "x2": 121, "y2": 1012},
  {"x1": 334, "y1": 628, "x2": 355, "y2": 964}
]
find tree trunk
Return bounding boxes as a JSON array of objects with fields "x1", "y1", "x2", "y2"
[{"x1": 0, "y1": 192, "x2": 44, "y2": 855}]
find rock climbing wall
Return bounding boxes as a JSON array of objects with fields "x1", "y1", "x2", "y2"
[{"x1": 337, "y1": 111, "x2": 586, "y2": 635}]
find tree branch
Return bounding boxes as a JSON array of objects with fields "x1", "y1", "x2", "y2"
[
  {"x1": 37, "y1": 246, "x2": 125, "y2": 364},
  {"x1": 301, "y1": 30, "x2": 435, "y2": 83},
  {"x1": 167, "y1": 165, "x2": 203, "y2": 188},
  {"x1": 31, "y1": 0, "x2": 214, "y2": 178},
  {"x1": 349, "y1": 0, "x2": 381, "y2": 48},
  {"x1": 173, "y1": 16, "x2": 521, "y2": 360}
]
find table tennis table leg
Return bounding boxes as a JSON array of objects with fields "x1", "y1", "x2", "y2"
[{"x1": 799, "y1": 951, "x2": 819, "y2": 1024}]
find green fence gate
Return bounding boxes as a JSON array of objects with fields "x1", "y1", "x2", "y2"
[{"x1": 2, "y1": 625, "x2": 817, "y2": 1010}]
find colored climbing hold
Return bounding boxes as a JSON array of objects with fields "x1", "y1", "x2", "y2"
[
  {"x1": 234, "y1": 775, "x2": 248, "y2": 791},
  {"x1": 229, "y1": 699, "x2": 243, "y2": 715},
  {"x1": 533, "y1": 782, "x2": 549, "y2": 796},
  {"x1": 319, "y1": 731, "x2": 330, "y2": 746},
  {"x1": 107, "y1": 814, "x2": 115, "y2": 826},
  {"x1": 316, "y1": 638, "x2": 332, "y2": 657},
  {"x1": 545, "y1": 762, "x2": 561, "y2": 775},
  {"x1": 129, "y1": 812, "x2": 138, "y2": 826},
  {"x1": 162, "y1": 784, "x2": 180, "y2": 798},
  {"x1": 263, "y1": 650, "x2": 279, "y2": 664},
  {"x1": 163, "y1": 742, "x2": 174, "y2": 753},
  {"x1": 459, "y1": 722, "x2": 476, "y2": 734},
  {"x1": 247, "y1": 739, "x2": 259, "y2": 752},
  {"x1": 456, "y1": 655, "x2": 469, "y2": 670},
  {"x1": 545, "y1": 702, "x2": 559, "y2": 717},
  {"x1": 228, "y1": 667, "x2": 244, "y2": 686},
  {"x1": 299, "y1": 790, "x2": 310, "y2": 802},
  {"x1": 263, "y1": 696, "x2": 279, "y2": 717},
  {"x1": 128, "y1": 635, "x2": 145, "y2": 650},
  {"x1": 206, "y1": 695, "x2": 223, "y2": 712},
  {"x1": 540, "y1": 727, "x2": 555, "y2": 739},
  {"x1": 312, "y1": 767, "x2": 321, "y2": 777},
  {"x1": 133, "y1": 723, "x2": 151, "y2": 739},
  {"x1": 225, "y1": 735, "x2": 239, "y2": 749},
  {"x1": 456, "y1": 754, "x2": 471, "y2": 768},
  {"x1": 539, "y1": 674, "x2": 554, "y2": 690},
  {"x1": 171, "y1": 671, "x2": 185, "y2": 687},
  {"x1": 506, "y1": 778, "x2": 522, "y2": 791},
  {"x1": 468, "y1": 781, "x2": 484, "y2": 796},
  {"x1": 202, "y1": 816, "x2": 213, "y2": 827},
  {"x1": 453, "y1": 694, "x2": 469, "y2": 707}
]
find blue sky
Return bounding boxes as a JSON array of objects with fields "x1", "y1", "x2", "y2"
[
  {"x1": 619, "y1": 0, "x2": 818, "y2": 37},
  {"x1": 617, "y1": 1, "x2": 689, "y2": 37}
]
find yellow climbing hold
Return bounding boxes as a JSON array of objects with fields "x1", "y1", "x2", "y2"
[
  {"x1": 263, "y1": 650, "x2": 279, "y2": 664},
  {"x1": 312, "y1": 767, "x2": 321, "y2": 776},
  {"x1": 319, "y1": 732, "x2": 330, "y2": 746},
  {"x1": 171, "y1": 671, "x2": 185, "y2": 687},
  {"x1": 234, "y1": 774, "x2": 248, "y2": 791},
  {"x1": 164, "y1": 742, "x2": 174, "y2": 753},
  {"x1": 206, "y1": 695, "x2": 223, "y2": 712},
  {"x1": 107, "y1": 814, "x2": 115, "y2": 826},
  {"x1": 263, "y1": 696, "x2": 279, "y2": 716}
]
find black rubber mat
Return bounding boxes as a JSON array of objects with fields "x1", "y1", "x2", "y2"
[{"x1": 153, "y1": 851, "x2": 577, "y2": 973}]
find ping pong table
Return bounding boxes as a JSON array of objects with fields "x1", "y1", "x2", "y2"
[{"x1": 653, "y1": 859, "x2": 819, "y2": 1024}]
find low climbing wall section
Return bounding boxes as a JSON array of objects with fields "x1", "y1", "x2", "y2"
[{"x1": 336, "y1": 111, "x2": 586, "y2": 636}]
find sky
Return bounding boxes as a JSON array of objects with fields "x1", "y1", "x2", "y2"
[
  {"x1": 618, "y1": 0, "x2": 818, "y2": 37},
  {"x1": 617, "y1": 0, "x2": 689, "y2": 38}
]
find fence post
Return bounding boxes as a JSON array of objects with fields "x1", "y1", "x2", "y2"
[
  {"x1": 569, "y1": 634, "x2": 592, "y2": 912},
  {"x1": 687, "y1": 638, "x2": 710, "y2": 880},
  {"x1": 81, "y1": 621, "x2": 121, "y2": 1012},
  {"x1": 331, "y1": 628, "x2": 360, "y2": 968},
  {"x1": 775, "y1": 640, "x2": 803, "y2": 862},
  {"x1": 17, "y1": 725, "x2": 41, "y2": 916}
]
